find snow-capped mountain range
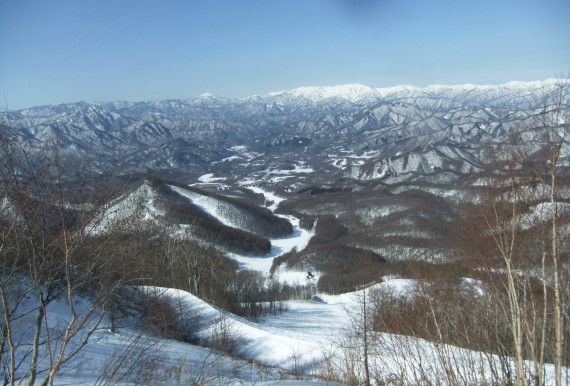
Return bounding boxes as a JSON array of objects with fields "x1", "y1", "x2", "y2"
[
  {"x1": 2, "y1": 78, "x2": 568, "y2": 187},
  {"x1": 259, "y1": 79, "x2": 560, "y2": 105}
]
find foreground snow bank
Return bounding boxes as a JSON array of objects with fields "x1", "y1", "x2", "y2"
[
  {"x1": 143, "y1": 287, "x2": 324, "y2": 370},
  {"x1": 46, "y1": 286, "x2": 340, "y2": 385},
  {"x1": 30, "y1": 279, "x2": 566, "y2": 385}
]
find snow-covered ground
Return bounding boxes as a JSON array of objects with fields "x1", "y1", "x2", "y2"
[
  {"x1": 90, "y1": 181, "x2": 163, "y2": 234},
  {"x1": 20, "y1": 185, "x2": 566, "y2": 385},
  {"x1": 197, "y1": 173, "x2": 228, "y2": 183},
  {"x1": 191, "y1": 187, "x2": 566, "y2": 385},
  {"x1": 229, "y1": 186, "x2": 315, "y2": 284},
  {"x1": 49, "y1": 277, "x2": 566, "y2": 385}
]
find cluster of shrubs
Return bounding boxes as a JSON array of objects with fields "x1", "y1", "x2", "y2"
[
  {"x1": 308, "y1": 214, "x2": 348, "y2": 245},
  {"x1": 365, "y1": 251, "x2": 570, "y2": 369},
  {"x1": 222, "y1": 270, "x2": 316, "y2": 319},
  {"x1": 280, "y1": 185, "x2": 456, "y2": 257},
  {"x1": 297, "y1": 185, "x2": 352, "y2": 195}
]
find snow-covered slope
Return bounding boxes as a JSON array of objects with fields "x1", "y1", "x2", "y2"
[
  {"x1": 89, "y1": 180, "x2": 163, "y2": 234},
  {"x1": 5, "y1": 78, "x2": 568, "y2": 271},
  {"x1": 168, "y1": 183, "x2": 293, "y2": 238},
  {"x1": 47, "y1": 280, "x2": 565, "y2": 385},
  {"x1": 253, "y1": 78, "x2": 564, "y2": 107},
  {"x1": 5, "y1": 177, "x2": 568, "y2": 385}
]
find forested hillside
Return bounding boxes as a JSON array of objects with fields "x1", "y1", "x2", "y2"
[{"x1": 1, "y1": 79, "x2": 568, "y2": 384}]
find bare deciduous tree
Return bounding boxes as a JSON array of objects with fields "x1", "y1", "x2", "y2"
[{"x1": 0, "y1": 123, "x2": 129, "y2": 385}]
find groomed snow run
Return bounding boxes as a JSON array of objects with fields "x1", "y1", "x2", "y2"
[{"x1": 230, "y1": 186, "x2": 315, "y2": 285}]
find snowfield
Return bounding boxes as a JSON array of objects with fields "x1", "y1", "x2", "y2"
[{"x1": 198, "y1": 172, "x2": 227, "y2": 183}]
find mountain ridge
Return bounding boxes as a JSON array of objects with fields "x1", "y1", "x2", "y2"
[
  {"x1": 2, "y1": 78, "x2": 567, "y2": 189},
  {"x1": 6, "y1": 78, "x2": 565, "y2": 113},
  {"x1": 255, "y1": 78, "x2": 564, "y2": 104}
]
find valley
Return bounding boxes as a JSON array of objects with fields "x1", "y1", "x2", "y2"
[{"x1": 0, "y1": 79, "x2": 569, "y2": 384}]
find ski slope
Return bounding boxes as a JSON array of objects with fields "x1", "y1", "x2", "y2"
[
  {"x1": 21, "y1": 185, "x2": 567, "y2": 385},
  {"x1": 170, "y1": 180, "x2": 315, "y2": 283},
  {"x1": 51, "y1": 278, "x2": 564, "y2": 385}
]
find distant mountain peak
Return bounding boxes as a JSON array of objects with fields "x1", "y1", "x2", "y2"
[{"x1": 265, "y1": 83, "x2": 376, "y2": 103}]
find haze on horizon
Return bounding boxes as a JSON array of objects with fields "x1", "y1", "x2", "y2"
[{"x1": 1, "y1": 0, "x2": 569, "y2": 110}]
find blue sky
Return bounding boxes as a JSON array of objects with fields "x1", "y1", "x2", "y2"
[{"x1": 1, "y1": 0, "x2": 569, "y2": 109}]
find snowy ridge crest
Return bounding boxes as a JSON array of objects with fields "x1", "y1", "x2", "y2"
[
  {"x1": 252, "y1": 78, "x2": 566, "y2": 104},
  {"x1": 264, "y1": 84, "x2": 377, "y2": 103}
]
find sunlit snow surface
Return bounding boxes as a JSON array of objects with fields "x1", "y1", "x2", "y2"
[
  {"x1": 230, "y1": 186, "x2": 314, "y2": 285},
  {"x1": 46, "y1": 186, "x2": 566, "y2": 384},
  {"x1": 168, "y1": 183, "x2": 314, "y2": 282},
  {"x1": 89, "y1": 181, "x2": 163, "y2": 234},
  {"x1": 50, "y1": 279, "x2": 565, "y2": 385},
  {"x1": 198, "y1": 172, "x2": 227, "y2": 183},
  {"x1": 135, "y1": 282, "x2": 417, "y2": 371}
]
